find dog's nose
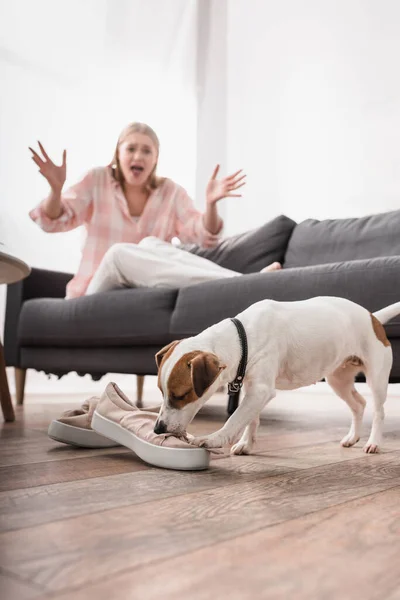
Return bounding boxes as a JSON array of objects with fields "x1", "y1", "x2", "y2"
[{"x1": 154, "y1": 420, "x2": 167, "y2": 434}]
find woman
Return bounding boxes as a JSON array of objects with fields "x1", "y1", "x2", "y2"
[{"x1": 29, "y1": 122, "x2": 280, "y2": 298}]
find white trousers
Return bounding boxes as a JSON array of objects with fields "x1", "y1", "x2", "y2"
[{"x1": 85, "y1": 237, "x2": 241, "y2": 295}]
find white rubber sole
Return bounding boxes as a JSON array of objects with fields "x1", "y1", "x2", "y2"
[
  {"x1": 48, "y1": 420, "x2": 120, "y2": 448},
  {"x1": 91, "y1": 411, "x2": 210, "y2": 471}
]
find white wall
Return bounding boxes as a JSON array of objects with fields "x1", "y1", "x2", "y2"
[
  {"x1": 225, "y1": 0, "x2": 400, "y2": 234},
  {"x1": 196, "y1": 0, "x2": 227, "y2": 219}
]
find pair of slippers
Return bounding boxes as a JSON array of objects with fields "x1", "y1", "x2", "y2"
[{"x1": 48, "y1": 382, "x2": 210, "y2": 470}]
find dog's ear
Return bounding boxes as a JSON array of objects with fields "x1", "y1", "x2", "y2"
[
  {"x1": 155, "y1": 340, "x2": 181, "y2": 369},
  {"x1": 189, "y1": 352, "x2": 226, "y2": 398}
]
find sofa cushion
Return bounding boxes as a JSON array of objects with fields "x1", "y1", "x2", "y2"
[
  {"x1": 181, "y1": 215, "x2": 297, "y2": 273},
  {"x1": 284, "y1": 209, "x2": 400, "y2": 269},
  {"x1": 171, "y1": 256, "x2": 400, "y2": 338},
  {"x1": 19, "y1": 287, "x2": 179, "y2": 347}
]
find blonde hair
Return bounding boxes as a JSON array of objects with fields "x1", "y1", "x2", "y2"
[{"x1": 111, "y1": 122, "x2": 161, "y2": 190}]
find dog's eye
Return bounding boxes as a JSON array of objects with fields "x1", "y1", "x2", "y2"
[{"x1": 171, "y1": 392, "x2": 187, "y2": 402}]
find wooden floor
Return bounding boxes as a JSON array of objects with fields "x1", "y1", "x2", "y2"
[{"x1": 1, "y1": 385, "x2": 400, "y2": 600}]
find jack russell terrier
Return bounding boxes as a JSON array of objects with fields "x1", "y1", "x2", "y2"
[{"x1": 154, "y1": 297, "x2": 400, "y2": 455}]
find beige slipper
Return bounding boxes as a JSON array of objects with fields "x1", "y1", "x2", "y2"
[
  {"x1": 48, "y1": 397, "x2": 121, "y2": 448},
  {"x1": 48, "y1": 392, "x2": 162, "y2": 448},
  {"x1": 91, "y1": 382, "x2": 210, "y2": 470}
]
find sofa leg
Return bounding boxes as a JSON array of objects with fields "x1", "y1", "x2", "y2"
[
  {"x1": 0, "y1": 341, "x2": 15, "y2": 422},
  {"x1": 136, "y1": 375, "x2": 145, "y2": 406},
  {"x1": 15, "y1": 368, "x2": 27, "y2": 406}
]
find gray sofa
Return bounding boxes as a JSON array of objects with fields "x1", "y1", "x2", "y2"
[{"x1": 5, "y1": 209, "x2": 400, "y2": 408}]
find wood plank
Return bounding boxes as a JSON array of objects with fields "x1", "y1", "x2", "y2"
[
  {"x1": 0, "y1": 455, "x2": 295, "y2": 532},
  {"x1": 0, "y1": 402, "x2": 87, "y2": 434},
  {"x1": 0, "y1": 422, "x2": 44, "y2": 442},
  {"x1": 51, "y1": 486, "x2": 400, "y2": 600},
  {"x1": 1, "y1": 452, "x2": 400, "y2": 593},
  {"x1": 0, "y1": 432, "x2": 127, "y2": 467},
  {"x1": 0, "y1": 401, "x2": 229, "y2": 467},
  {"x1": 255, "y1": 433, "x2": 400, "y2": 468},
  {"x1": 0, "y1": 571, "x2": 42, "y2": 600},
  {"x1": 3, "y1": 393, "x2": 397, "y2": 458},
  {"x1": 0, "y1": 419, "x2": 353, "y2": 468},
  {"x1": 0, "y1": 452, "x2": 149, "y2": 492}
]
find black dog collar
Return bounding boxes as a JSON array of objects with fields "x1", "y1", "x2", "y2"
[{"x1": 227, "y1": 318, "x2": 248, "y2": 412}]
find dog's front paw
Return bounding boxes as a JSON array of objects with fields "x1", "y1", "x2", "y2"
[
  {"x1": 363, "y1": 443, "x2": 380, "y2": 454},
  {"x1": 340, "y1": 433, "x2": 360, "y2": 448},
  {"x1": 230, "y1": 440, "x2": 254, "y2": 455},
  {"x1": 191, "y1": 432, "x2": 226, "y2": 449}
]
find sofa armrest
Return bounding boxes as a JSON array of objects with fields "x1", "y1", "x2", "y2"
[
  {"x1": 171, "y1": 255, "x2": 400, "y2": 336},
  {"x1": 4, "y1": 267, "x2": 73, "y2": 366}
]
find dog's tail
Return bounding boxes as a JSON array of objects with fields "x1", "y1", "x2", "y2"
[{"x1": 373, "y1": 302, "x2": 400, "y2": 324}]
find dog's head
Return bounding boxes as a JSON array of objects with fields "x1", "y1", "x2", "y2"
[{"x1": 154, "y1": 340, "x2": 226, "y2": 435}]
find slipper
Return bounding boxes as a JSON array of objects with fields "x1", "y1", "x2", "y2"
[
  {"x1": 91, "y1": 382, "x2": 210, "y2": 471},
  {"x1": 48, "y1": 394, "x2": 161, "y2": 449},
  {"x1": 47, "y1": 397, "x2": 120, "y2": 448}
]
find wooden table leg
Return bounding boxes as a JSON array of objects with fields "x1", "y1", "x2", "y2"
[{"x1": 0, "y1": 341, "x2": 15, "y2": 422}]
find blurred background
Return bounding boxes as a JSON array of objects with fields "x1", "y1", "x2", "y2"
[{"x1": 1, "y1": 0, "x2": 400, "y2": 392}]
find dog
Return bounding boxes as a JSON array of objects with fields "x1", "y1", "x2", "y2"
[{"x1": 154, "y1": 297, "x2": 400, "y2": 454}]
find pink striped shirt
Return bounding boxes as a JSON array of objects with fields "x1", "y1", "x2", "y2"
[{"x1": 30, "y1": 166, "x2": 221, "y2": 298}]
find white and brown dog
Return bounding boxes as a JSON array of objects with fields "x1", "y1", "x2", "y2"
[{"x1": 154, "y1": 297, "x2": 400, "y2": 454}]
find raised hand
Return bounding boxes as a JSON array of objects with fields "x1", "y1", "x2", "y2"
[
  {"x1": 206, "y1": 165, "x2": 246, "y2": 205},
  {"x1": 29, "y1": 142, "x2": 67, "y2": 192}
]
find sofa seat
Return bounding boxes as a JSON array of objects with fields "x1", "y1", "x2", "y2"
[
  {"x1": 171, "y1": 256, "x2": 400, "y2": 337},
  {"x1": 18, "y1": 287, "x2": 179, "y2": 348}
]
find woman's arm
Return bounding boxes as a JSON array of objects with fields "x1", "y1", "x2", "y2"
[
  {"x1": 30, "y1": 142, "x2": 66, "y2": 219},
  {"x1": 204, "y1": 165, "x2": 246, "y2": 234},
  {"x1": 30, "y1": 172, "x2": 94, "y2": 233},
  {"x1": 171, "y1": 165, "x2": 246, "y2": 247},
  {"x1": 203, "y1": 201, "x2": 223, "y2": 235},
  {"x1": 42, "y1": 188, "x2": 63, "y2": 219},
  {"x1": 29, "y1": 143, "x2": 94, "y2": 233}
]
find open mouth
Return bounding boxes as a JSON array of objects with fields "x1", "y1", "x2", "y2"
[{"x1": 130, "y1": 165, "x2": 144, "y2": 174}]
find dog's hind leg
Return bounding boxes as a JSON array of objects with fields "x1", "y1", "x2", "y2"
[
  {"x1": 231, "y1": 416, "x2": 260, "y2": 455},
  {"x1": 364, "y1": 348, "x2": 392, "y2": 454},
  {"x1": 326, "y1": 363, "x2": 367, "y2": 448}
]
